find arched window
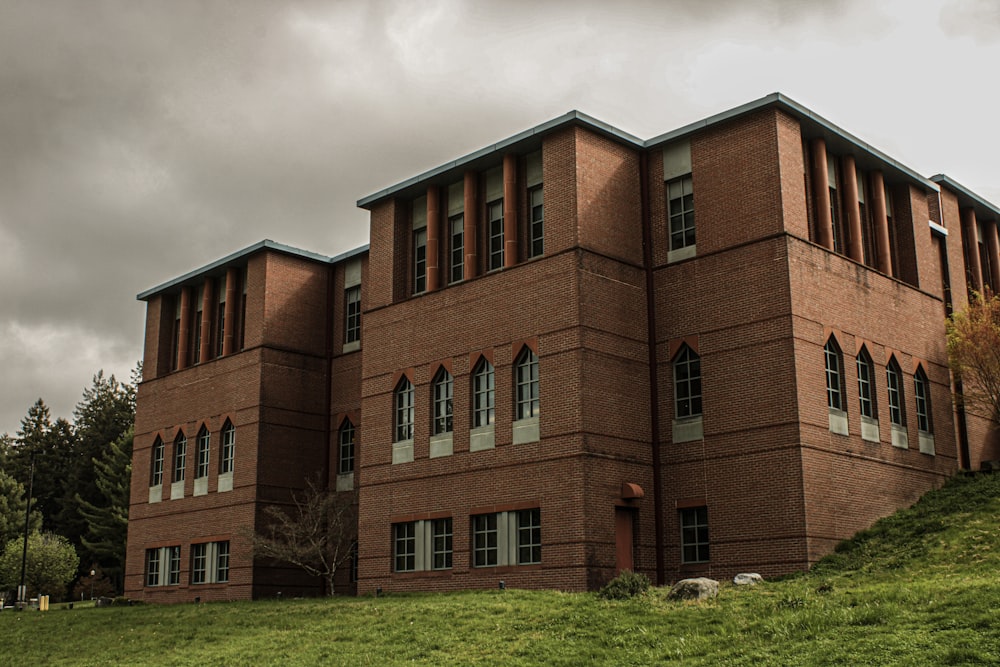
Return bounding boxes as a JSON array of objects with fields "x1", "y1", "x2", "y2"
[
  {"x1": 856, "y1": 347, "x2": 877, "y2": 419},
  {"x1": 432, "y1": 368, "x2": 454, "y2": 435},
  {"x1": 824, "y1": 337, "x2": 845, "y2": 411},
  {"x1": 220, "y1": 421, "x2": 235, "y2": 474},
  {"x1": 150, "y1": 437, "x2": 164, "y2": 486},
  {"x1": 472, "y1": 358, "x2": 495, "y2": 428},
  {"x1": 914, "y1": 366, "x2": 932, "y2": 433},
  {"x1": 339, "y1": 419, "x2": 356, "y2": 475},
  {"x1": 196, "y1": 426, "x2": 211, "y2": 479},
  {"x1": 395, "y1": 377, "x2": 414, "y2": 442},
  {"x1": 173, "y1": 432, "x2": 187, "y2": 483},
  {"x1": 673, "y1": 345, "x2": 702, "y2": 418},
  {"x1": 886, "y1": 357, "x2": 906, "y2": 427},
  {"x1": 515, "y1": 348, "x2": 539, "y2": 420}
]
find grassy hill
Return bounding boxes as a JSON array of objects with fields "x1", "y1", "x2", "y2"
[{"x1": 4, "y1": 472, "x2": 1000, "y2": 665}]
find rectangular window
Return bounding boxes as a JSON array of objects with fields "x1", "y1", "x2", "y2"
[
  {"x1": 145, "y1": 548, "x2": 161, "y2": 586},
  {"x1": 449, "y1": 214, "x2": 464, "y2": 284},
  {"x1": 146, "y1": 546, "x2": 181, "y2": 587},
  {"x1": 191, "y1": 541, "x2": 230, "y2": 584},
  {"x1": 413, "y1": 229, "x2": 427, "y2": 294},
  {"x1": 488, "y1": 200, "x2": 504, "y2": 271},
  {"x1": 394, "y1": 522, "x2": 416, "y2": 572},
  {"x1": 472, "y1": 514, "x2": 498, "y2": 568},
  {"x1": 196, "y1": 429, "x2": 210, "y2": 479},
  {"x1": 220, "y1": 423, "x2": 235, "y2": 475},
  {"x1": 339, "y1": 421, "x2": 355, "y2": 475},
  {"x1": 216, "y1": 275, "x2": 226, "y2": 358},
  {"x1": 680, "y1": 507, "x2": 709, "y2": 564},
  {"x1": 216, "y1": 541, "x2": 230, "y2": 583},
  {"x1": 528, "y1": 186, "x2": 544, "y2": 259},
  {"x1": 191, "y1": 543, "x2": 207, "y2": 584},
  {"x1": 151, "y1": 438, "x2": 164, "y2": 486},
  {"x1": 667, "y1": 176, "x2": 695, "y2": 251},
  {"x1": 192, "y1": 286, "x2": 204, "y2": 365},
  {"x1": 432, "y1": 518, "x2": 453, "y2": 570},
  {"x1": 472, "y1": 510, "x2": 542, "y2": 567},
  {"x1": 167, "y1": 546, "x2": 181, "y2": 585},
  {"x1": 239, "y1": 268, "x2": 247, "y2": 351},
  {"x1": 517, "y1": 509, "x2": 541, "y2": 565},
  {"x1": 345, "y1": 285, "x2": 361, "y2": 344},
  {"x1": 171, "y1": 297, "x2": 181, "y2": 371}
]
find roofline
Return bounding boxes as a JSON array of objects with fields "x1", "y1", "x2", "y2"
[
  {"x1": 137, "y1": 240, "x2": 369, "y2": 301},
  {"x1": 646, "y1": 92, "x2": 938, "y2": 192},
  {"x1": 930, "y1": 174, "x2": 1000, "y2": 219},
  {"x1": 356, "y1": 111, "x2": 643, "y2": 209}
]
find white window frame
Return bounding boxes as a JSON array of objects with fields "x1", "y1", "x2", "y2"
[
  {"x1": 191, "y1": 541, "x2": 229, "y2": 584},
  {"x1": 472, "y1": 509, "x2": 542, "y2": 568}
]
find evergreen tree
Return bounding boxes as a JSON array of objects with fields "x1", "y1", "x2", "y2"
[
  {"x1": 0, "y1": 469, "x2": 41, "y2": 546},
  {"x1": 77, "y1": 428, "x2": 133, "y2": 591}
]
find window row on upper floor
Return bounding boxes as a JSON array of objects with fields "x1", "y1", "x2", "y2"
[
  {"x1": 391, "y1": 345, "x2": 540, "y2": 464},
  {"x1": 409, "y1": 152, "x2": 543, "y2": 297},
  {"x1": 164, "y1": 267, "x2": 248, "y2": 373},
  {"x1": 824, "y1": 336, "x2": 935, "y2": 454},
  {"x1": 148, "y1": 420, "x2": 236, "y2": 502}
]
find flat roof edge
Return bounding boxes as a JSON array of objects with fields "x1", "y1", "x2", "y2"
[{"x1": 930, "y1": 174, "x2": 1000, "y2": 218}]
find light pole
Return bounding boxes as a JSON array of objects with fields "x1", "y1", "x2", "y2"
[
  {"x1": 90, "y1": 569, "x2": 96, "y2": 601},
  {"x1": 17, "y1": 451, "x2": 36, "y2": 610}
]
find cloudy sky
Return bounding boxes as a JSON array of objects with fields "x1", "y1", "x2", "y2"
[{"x1": 1, "y1": 0, "x2": 998, "y2": 437}]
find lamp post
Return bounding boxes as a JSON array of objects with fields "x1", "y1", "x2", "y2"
[
  {"x1": 90, "y1": 569, "x2": 96, "y2": 601},
  {"x1": 17, "y1": 451, "x2": 36, "y2": 610}
]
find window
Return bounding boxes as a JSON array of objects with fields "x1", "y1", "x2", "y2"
[
  {"x1": 395, "y1": 377, "x2": 414, "y2": 442},
  {"x1": 432, "y1": 368, "x2": 453, "y2": 435},
  {"x1": 432, "y1": 518, "x2": 453, "y2": 570},
  {"x1": 667, "y1": 176, "x2": 695, "y2": 251},
  {"x1": 914, "y1": 366, "x2": 932, "y2": 433},
  {"x1": 528, "y1": 186, "x2": 544, "y2": 259},
  {"x1": 191, "y1": 541, "x2": 229, "y2": 584},
  {"x1": 394, "y1": 522, "x2": 416, "y2": 572},
  {"x1": 472, "y1": 358, "x2": 495, "y2": 427},
  {"x1": 413, "y1": 229, "x2": 427, "y2": 294},
  {"x1": 146, "y1": 546, "x2": 181, "y2": 586},
  {"x1": 220, "y1": 421, "x2": 235, "y2": 475},
  {"x1": 472, "y1": 510, "x2": 542, "y2": 567},
  {"x1": 338, "y1": 420, "x2": 355, "y2": 475},
  {"x1": 886, "y1": 357, "x2": 906, "y2": 427},
  {"x1": 345, "y1": 285, "x2": 361, "y2": 345},
  {"x1": 171, "y1": 297, "x2": 181, "y2": 371},
  {"x1": 488, "y1": 200, "x2": 504, "y2": 271},
  {"x1": 515, "y1": 348, "x2": 540, "y2": 420},
  {"x1": 680, "y1": 507, "x2": 710, "y2": 564},
  {"x1": 151, "y1": 437, "x2": 164, "y2": 486},
  {"x1": 449, "y1": 214, "x2": 464, "y2": 283},
  {"x1": 192, "y1": 285, "x2": 204, "y2": 365},
  {"x1": 173, "y1": 432, "x2": 187, "y2": 483},
  {"x1": 216, "y1": 275, "x2": 226, "y2": 358},
  {"x1": 856, "y1": 348, "x2": 877, "y2": 419},
  {"x1": 673, "y1": 345, "x2": 702, "y2": 418},
  {"x1": 828, "y1": 155, "x2": 843, "y2": 254},
  {"x1": 196, "y1": 426, "x2": 210, "y2": 479},
  {"x1": 824, "y1": 338, "x2": 845, "y2": 411}
]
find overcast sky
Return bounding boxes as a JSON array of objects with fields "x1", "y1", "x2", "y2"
[{"x1": 1, "y1": 0, "x2": 998, "y2": 437}]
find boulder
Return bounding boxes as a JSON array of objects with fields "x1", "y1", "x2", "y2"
[
  {"x1": 668, "y1": 577, "x2": 719, "y2": 600},
  {"x1": 733, "y1": 573, "x2": 763, "y2": 586}
]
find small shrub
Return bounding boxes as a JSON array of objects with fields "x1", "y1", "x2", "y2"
[{"x1": 598, "y1": 570, "x2": 650, "y2": 600}]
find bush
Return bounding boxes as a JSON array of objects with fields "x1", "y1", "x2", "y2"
[{"x1": 598, "y1": 570, "x2": 651, "y2": 600}]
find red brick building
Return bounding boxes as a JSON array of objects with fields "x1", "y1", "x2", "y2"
[{"x1": 125, "y1": 94, "x2": 1000, "y2": 601}]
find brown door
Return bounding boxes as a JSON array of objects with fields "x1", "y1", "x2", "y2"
[{"x1": 615, "y1": 507, "x2": 635, "y2": 574}]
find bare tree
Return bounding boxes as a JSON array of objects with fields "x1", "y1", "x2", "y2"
[{"x1": 252, "y1": 478, "x2": 357, "y2": 596}]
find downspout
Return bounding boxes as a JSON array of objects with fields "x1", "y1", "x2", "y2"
[{"x1": 640, "y1": 151, "x2": 666, "y2": 585}]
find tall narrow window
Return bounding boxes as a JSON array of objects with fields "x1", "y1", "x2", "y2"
[
  {"x1": 394, "y1": 522, "x2": 416, "y2": 572},
  {"x1": 216, "y1": 542, "x2": 230, "y2": 583},
  {"x1": 173, "y1": 432, "x2": 187, "y2": 483},
  {"x1": 220, "y1": 421, "x2": 235, "y2": 474},
  {"x1": 488, "y1": 200, "x2": 504, "y2": 270},
  {"x1": 517, "y1": 508, "x2": 542, "y2": 565},
  {"x1": 338, "y1": 420, "x2": 355, "y2": 475},
  {"x1": 413, "y1": 229, "x2": 427, "y2": 294},
  {"x1": 449, "y1": 214, "x2": 464, "y2": 284},
  {"x1": 673, "y1": 345, "x2": 702, "y2": 418},
  {"x1": 680, "y1": 507, "x2": 710, "y2": 564},
  {"x1": 828, "y1": 155, "x2": 843, "y2": 254},
  {"x1": 216, "y1": 275, "x2": 226, "y2": 358},
  {"x1": 472, "y1": 358, "x2": 495, "y2": 427},
  {"x1": 432, "y1": 368, "x2": 454, "y2": 435},
  {"x1": 886, "y1": 357, "x2": 906, "y2": 427},
  {"x1": 856, "y1": 348, "x2": 877, "y2": 419},
  {"x1": 472, "y1": 514, "x2": 498, "y2": 567},
  {"x1": 345, "y1": 285, "x2": 361, "y2": 345},
  {"x1": 528, "y1": 186, "x2": 544, "y2": 258},
  {"x1": 145, "y1": 548, "x2": 161, "y2": 586},
  {"x1": 195, "y1": 427, "x2": 210, "y2": 479},
  {"x1": 191, "y1": 543, "x2": 207, "y2": 584},
  {"x1": 151, "y1": 437, "x2": 164, "y2": 486},
  {"x1": 515, "y1": 348, "x2": 540, "y2": 420},
  {"x1": 432, "y1": 518, "x2": 453, "y2": 570},
  {"x1": 171, "y1": 297, "x2": 181, "y2": 371},
  {"x1": 192, "y1": 285, "x2": 204, "y2": 365},
  {"x1": 167, "y1": 546, "x2": 182, "y2": 585},
  {"x1": 858, "y1": 172, "x2": 876, "y2": 268},
  {"x1": 914, "y1": 366, "x2": 932, "y2": 433},
  {"x1": 667, "y1": 176, "x2": 695, "y2": 251},
  {"x1": 824, "y1": 338, "x2": 845, "y2": 411},
  {"x1": 395, "y1": 377, "x2": 414, "y2": 442}
]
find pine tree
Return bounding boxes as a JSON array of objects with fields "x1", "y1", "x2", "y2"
[{"x1": 0, "y1": 468, "x2": 41, "y2": 546}]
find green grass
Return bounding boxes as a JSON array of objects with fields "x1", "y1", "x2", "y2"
[{"x1": 4, "y1": 473, "x2": 1000, "y2": 665}]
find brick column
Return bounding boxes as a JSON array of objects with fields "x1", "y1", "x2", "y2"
[
  {"x1": 426, "y1": 186, "x2": 441, "y2": 292},
  {"x1": 503, "y1": 153, "x2": 518, "y2": 268},
  {"x1": 841, "y1": 155, "x2": 863, "y2": 263},
  {"x1": 962, "y1": 208, "x2": 984, "y2": 293},
  {"x1": 810, "y1": 138, "x2": 834, "y2": 250},
  {"x1": 869, "y1": 170, "x2": 892, "y2": 276},
  {"x1": 222, "y1": 268, "x2": 238, "y2": 355},
  {"x1": 200, "y1": 278, "x2": 213, "y2": 363},
  {"x1": 177, "y1": 286, "x2": 192, "y2": 370},
  {"x1": 987, "y1": 222, "x2": 1000, "y2": 295},
  {"x1": 463, "y1": 170, "x2": 478, "y2": 281}
]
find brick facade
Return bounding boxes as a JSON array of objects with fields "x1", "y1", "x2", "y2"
[{"x1": 127, "y1": 94, "x2": 1000, "y2": 602}]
